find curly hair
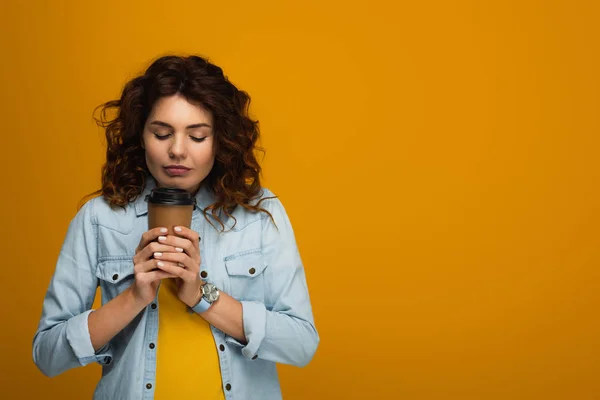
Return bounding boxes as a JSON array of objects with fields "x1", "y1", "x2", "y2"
[{"x1": 87, "y1": 55, "x2": 273, "y2": 230}]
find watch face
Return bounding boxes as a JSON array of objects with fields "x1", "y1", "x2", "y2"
[
  {"x1": 206, "y1": 290, "x2": 219, "y2": 303},
  {"x1": 203, "y1": 283, "x2": 220, "y2": 303}
]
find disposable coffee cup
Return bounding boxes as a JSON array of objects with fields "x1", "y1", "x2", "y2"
[{"x1": 145, "y1": 188, "x2": 196, "y2": 234}]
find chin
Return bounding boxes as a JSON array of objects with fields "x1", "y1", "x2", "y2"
[
  {"x1": 155, "y1": 175, "x2": 185, "y2": 189},
  {"x1": 154, "y1": 171, "x2": 205, "y2": 193},
  {"x1": 172, "y1": 179, "x2": 202, "y2": 194}
]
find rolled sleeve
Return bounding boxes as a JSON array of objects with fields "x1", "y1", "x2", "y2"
[
  {"x1": 241, "y1": 301, "x2": 267, "y2": 358},
  {"x1": 65, "y1": 310, "x2": 113, "y2": 366},
  {"x1": 239, "y1": 192, "x2": 319, "y2": 366},
  {"x1": 33, "y1": 199, "x2": 104, "y2": 377},
  {"x1": 224, "y1": 301, "x2": 267, "y2": 359},
  {"x1": 219, "y1": 191, "x2": 319, "y2": 367}
]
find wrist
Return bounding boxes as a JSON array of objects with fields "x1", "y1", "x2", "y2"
[
  {"x1": 189, "y1": 280, "x2": 205, "y2": 308},
  {"x1": 125, "y1": 286, "x2": 150, "y2": 311},
  {"x1": 190, "y1": 282, "x2": 219, "y2": 314}
]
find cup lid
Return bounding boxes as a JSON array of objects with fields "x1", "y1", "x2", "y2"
[{"x1": 145, "y1": 188, "x2": 197, "y2": 206}]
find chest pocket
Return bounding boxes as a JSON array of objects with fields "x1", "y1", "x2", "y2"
[
  {"x1": 224, "y1": 251, "x2": 267, "y2": 302},
  {"x1": 95, "y1": 259, "x2": 135, "y2": 302}
]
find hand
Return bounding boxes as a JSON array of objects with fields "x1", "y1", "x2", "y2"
[
  {"x1": 152, "y1": 226, "x2": 204, "y2": 308},
  {"x1": 130, "y1": 227, "x2": 179, "y2": 306}
]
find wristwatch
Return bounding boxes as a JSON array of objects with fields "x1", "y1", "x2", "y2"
[{"x1": 191, "y1": 283, "x2": 220, "y2": 313}]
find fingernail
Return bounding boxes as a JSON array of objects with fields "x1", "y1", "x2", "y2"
[
  {"x1": 175, "y1": 247, "x2": 184, "y2": 252},
  {"x1": 154, "y1": 252, "x2": 162, "y2": 257},
  {"x1": 157, "y1": 261, "x2": 164, "y2": 267},
  {"x1": 174, "y1": 226, "x2": 182, "y2": 232},
  {"x1": 158, "y1": 236, "x2": 167, "y2": 241},
  {"x1": 178, "y1": 262, "x2": 184, "y2": 267},
  {"x1": 160, "y1": 228, "x2": 168, "y2": 233}
]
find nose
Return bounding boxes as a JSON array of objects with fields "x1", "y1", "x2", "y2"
[{"x1": 168, "y1": 134, "x2": 187, "y2": 159}]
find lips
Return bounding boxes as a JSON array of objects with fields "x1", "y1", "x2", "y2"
[{"x1": 164, "y1": 166, "x2": 191, "y2": 176}]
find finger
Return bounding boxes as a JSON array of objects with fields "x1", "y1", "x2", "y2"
[
  {"x1": 157, "y1": 234, "x2": 196, "y2": 256},
  {"x1": 153, "y1": 241, "x2": 199, "y2": 272},
  {"x1": 135, "y1": 258, "x2": 179, "y2": 274},
  {"x1": 135, "y1": 259, "x2": 157, "y2": 274},
  {"x1": 173, "y1": 226, "x2": 200, "y2": 250},
  {"x1": 152, "y1": 251, "x2": 191, "y2": 268},
  {"x1": 155, "y1": 260, "x2": 192, "y2": 279},
  {"x1": 135, "y1": 241, "x2": 178, "y2": 264},
  {"x1": 173, "y1": 226, "x2": 200, "y2": 242},
  {"x1": 136, "y1": 227, "x2": 169, "y2": 253},
  {"x1": 144, "y1": 270, "x2": 177, "y2": 282}
]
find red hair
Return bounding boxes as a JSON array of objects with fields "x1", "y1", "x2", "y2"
[{"x1": 88, "y1": 55, "x2": 273, "y2": 229}]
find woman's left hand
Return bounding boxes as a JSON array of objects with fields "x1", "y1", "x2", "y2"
[{"x1": 153, "y1": 226, "x2": 204, "y2": 307}]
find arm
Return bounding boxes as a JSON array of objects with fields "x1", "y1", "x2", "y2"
[
  {"x1": 152, "y1": 229, "x2": 247, "y2": 342},
  {"x1": 197, "y1": 291, "x2": 246, "y2": 343},
  {"x1": 32, "y1": 200, "x2": 111, "y2": 377},
  {"x1": 89, "y1": 226, "x2": 182, "y2": 351},
  {"x1": 88, "y1": 288, "x2": 147, "y2": 351},
  {"x1": 156, "y1": 196, "x2": 319, "y2": 366},
  {"x1": 232, "y1": 196, "x2": 319, "y2": 367},
  {"x1": 32, "y1": 201, "x2": 175, "y2": 377}
]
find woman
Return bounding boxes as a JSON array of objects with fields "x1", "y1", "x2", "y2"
[{"x1": 32, "y1": 55, "x2": 319, "y2": 399}]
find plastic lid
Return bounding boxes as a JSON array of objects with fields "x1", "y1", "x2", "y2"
[{"x1": 145, "y1": 188, "x2": 196, "y2": 206}]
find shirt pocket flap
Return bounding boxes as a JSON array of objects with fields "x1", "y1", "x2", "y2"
[
  {"x1": 224, "y1": 252, "x2": 266, "y2": 278},
  {"x1": 95, "y1": 259, "x2": 134, "y2": 284}
]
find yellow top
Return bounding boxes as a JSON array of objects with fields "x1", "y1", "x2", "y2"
[{"x1": 154, "y1": 278, "x2": 225, "y2": 400}]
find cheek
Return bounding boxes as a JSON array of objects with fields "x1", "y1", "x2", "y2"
[
  {"x1": 195, "y1": 146, "x2": 216, "y2": 166},
  {"x1": 144, "y1": 143, "x2": 162, "y2": 164},
  {"x1": 144, "y1": 150, "x2": 163, "y2": 173}
]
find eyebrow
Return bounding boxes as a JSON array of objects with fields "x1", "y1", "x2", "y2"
[{"x1": 150, "y1": 120, "x2": 212, "y2": 129}]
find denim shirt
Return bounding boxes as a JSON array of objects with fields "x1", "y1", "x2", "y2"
[{"x1": 32, "y1": 179, "x2": 319, "y2": 400}]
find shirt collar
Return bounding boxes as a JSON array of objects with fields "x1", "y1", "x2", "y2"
[{"x1": 133, "y1": 176, "x2": 217, "y2": 217}]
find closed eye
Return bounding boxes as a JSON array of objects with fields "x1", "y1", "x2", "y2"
[
  {"x1": 190, "y1": 136, "x2": 207, "y2": 143},
  {"x1": 153, "y1": 133, "x2": 171, "y2": 140}
]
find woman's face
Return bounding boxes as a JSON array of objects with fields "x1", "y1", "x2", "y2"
[{"x1": 142, "y1": 94, "x2": 216, "y2": 194}]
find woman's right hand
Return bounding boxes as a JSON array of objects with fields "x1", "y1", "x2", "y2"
[{"x1": 130, "y1": 227, "x2": 179, "y2": 305}]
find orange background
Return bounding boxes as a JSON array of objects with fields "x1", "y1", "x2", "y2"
[{"x1": 1, "y1": 1, "x2": 599, "y2": 399}]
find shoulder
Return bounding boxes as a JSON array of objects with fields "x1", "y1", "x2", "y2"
[
  {"x1": 79, "y1": 195, "x2": 138, "y2": 233},
  {"x1": 225, "y1": 188, "x2": 283, "y2": 230},
  {"x1": 251, "y1": 188, "x2": 278, "y2": 208},
  {"x1": 246, "y1": 187, "x2": 286, "y2": 216},
  {"x1": 250, "y1": 188, "x2": 292, "y2": 229}
]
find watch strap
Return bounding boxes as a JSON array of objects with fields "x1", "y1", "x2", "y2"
[{"x1": 191, "y1": 296, "x2": 211, "y2": 313}]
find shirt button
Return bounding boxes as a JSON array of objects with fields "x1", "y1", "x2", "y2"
[
  {"x1": 149, "y1": 343, "x2": 155, "y2": 349},
  {"x1": 252, "y1": 355, "x2": 258, "y2": 360},
  {"x1": 219, "y1": 344, "x2": 225, "y2": 351},
  {"x1": 225, "y1": 384, "x2": 231, "y2": 391},
  {"x1": 249, "y1": 268, "x2": 256, "y2": 275},
  {"x1": 151, "y1": 303, "x2": 157, "y2": 310},
  {"x1": 146, "y1": 383, "x2": 152, "y2": 389},
  {"x1": 104, "y1": 356, "x2": 112, "y2": 364},
  {"x1": 112, "y1": 274, "x2": 119, "y2": 281},
  {"x1": 200, "y1": 271, "x2": 208, "y2": 278}
]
